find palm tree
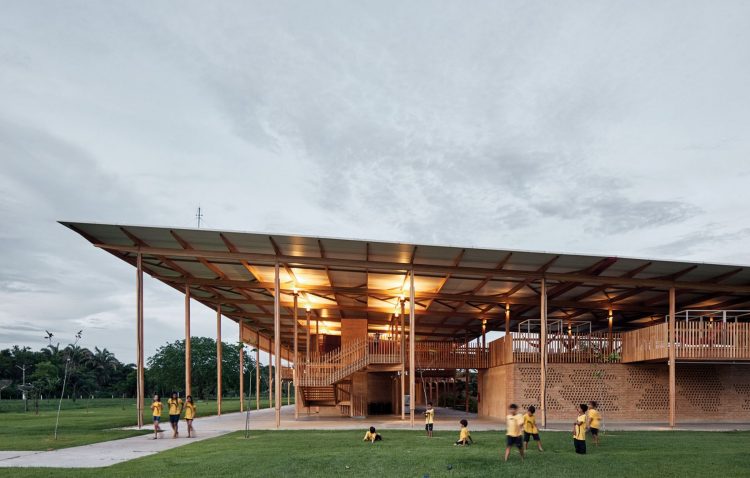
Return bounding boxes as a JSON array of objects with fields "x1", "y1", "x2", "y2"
[{"x1": 87, "y1": 347, "x2": 119, "y2": 387}]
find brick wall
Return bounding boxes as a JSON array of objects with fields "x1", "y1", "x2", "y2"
[{"x1": 479, "y1": 362, "x2": 750, "y2": 422}]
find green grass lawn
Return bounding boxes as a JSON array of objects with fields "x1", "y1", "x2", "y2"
[
  {"x1": 2, "y1": 429, "x2": 749, "y2": 477},
  {"x1": 0, "y1": 397, "x2": 280, "y2": 451}
]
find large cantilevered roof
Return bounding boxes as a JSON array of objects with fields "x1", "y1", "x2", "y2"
[{"x1": 62, "y1": 222, "x2": 750, "y2": 352}]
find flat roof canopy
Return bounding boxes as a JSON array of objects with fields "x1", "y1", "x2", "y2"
[{"x1": 62, "y1": 222, "x2": 750, "y2": 351}]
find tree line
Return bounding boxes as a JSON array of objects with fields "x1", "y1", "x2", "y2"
[{"x1": 0, "y1": 337, "x2": 276, "y2": 403}]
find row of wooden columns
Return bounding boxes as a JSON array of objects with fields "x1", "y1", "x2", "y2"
[{"x1": 135, "y1": 258, "x2": 678, "y2": 430}]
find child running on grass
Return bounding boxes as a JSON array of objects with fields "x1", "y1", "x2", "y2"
[
  {"x1": 150, "y1": 394, "x2": 163, "y2": 439},
  {"x1": 455, "y1": 419, "x2": 473, "y2": 446},
  {"x1": 573, "y1": 403, "x2": 588, "y2": 455},
  {"x1": 424, "y1": 402, "x2": 435, "y2": 438},
  {"x1": 587, "y1": 401, "x2": 602, "y2": 446},
  {"x1": 363, "y1": 426, "x2": 382, "y2": 443},
  {"x1": 184, "y1": 395, "x2": 196, "y2": 438},
  {"x1": 167, "y1": 391, "x2": 184, "y2": 438},
  {"x1": 523, "y1": 405, "x2": 543, "y2": 452},
  {"x1": 504, "y1": 404, "x2": 525, "y2": 462}
]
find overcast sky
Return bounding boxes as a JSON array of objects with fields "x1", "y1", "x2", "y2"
[{"x1": 1, "y1": 1, "x2": 749, "y2": 364}]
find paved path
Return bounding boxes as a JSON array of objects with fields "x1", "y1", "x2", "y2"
[{"x1": 2, "y1": 405, "x2": 749, "y2": 468}]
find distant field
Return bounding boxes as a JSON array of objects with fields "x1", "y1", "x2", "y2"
[
  {"x1": 2, "y1": 429, "x2": 749, "y2": 477},
  {"x1": 0, "y1": 397, "x2": 278, "y2": 450}
]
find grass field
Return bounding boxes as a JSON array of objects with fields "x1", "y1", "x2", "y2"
[
  {"x1": 2, "y1": 429, "x2": 749, "y2": 477},
  {"x1": 0, "y1": 397, "x2": 277, "y2": 451}
]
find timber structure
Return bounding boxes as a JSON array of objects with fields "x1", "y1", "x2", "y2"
[{"x1": 62, "y1": 222, "x2": 750, "y2": 428}]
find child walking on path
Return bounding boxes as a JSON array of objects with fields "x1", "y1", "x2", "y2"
[
  {"x1": 184, "y1": 396, "x2": 196, "y2": 438},
  {"x1": 573, "y1": 404, "x2": 588, "y2": 455},
  {"x1": 587, "y1": 401, "x2": 602, "y2": 446},
  {"x1": 150, "y1": 395, "x2": 163, "y2": 439},
  {"x1": 424, "y1": 402, "x2": 435, "y2": 438},
  {"x1": 167, "y1": 392, "x2": 184, "y2": 438},
  {"x1": 363, "y1": 426, "x2": 382, "y2": 443},
  {"x1": 504, "y1": 404, "x2": 525, "y2": 462},
  {"x1": 523, "y1": 405, "x2": 543, "y2": 452},
  {"x1": 455, "y1": 419, "x2": 473, "y2": 446}
]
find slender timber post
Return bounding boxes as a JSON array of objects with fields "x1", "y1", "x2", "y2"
[
  {"x1": 505, "y1": 303, "x2": 510, "y2": 335},
  {"x1": 216, "y1": 305, "x2": 222, "y2": 416},
  {"x1": 465, "y1": 330, "x2": 469, "y2": 413},
  {"x1": 409, "y1": 270, "x2": 416, "y2": 427},
  {"x1": 482, "y1": 319, "x2": 487, "y2": 350},
  {"x1": 540, "y1": 278, "x2": 547, "y2": 428},
  {"x1": 185, "y1": 284, "x2": 192, "y2": 397},
  {"x1": 268, "y1": 347, "x2": 273, "y2": 408},
  {"x1": 136, "y1": 253, "x2": 144, "y2": 429},
  {"x1": 306, "y1": 309, "x2": 311, "y2": 363},
  {"x1": 255, "y1": 346, "x2": 260, "y2": 410},
  {"x1": 400, "y1": 299, "x2": 406, "y2": 420},
  {"x1": 239, "y1": 321, "x2": 244, "y2": 412},
  {"x1": 293, "y1": 292, "x2": 299, "y2": 420},
  {"x1": 608, "y1": 309, "x2": 614, "y2": 355},
  {"x1": 274, "y1": 262, "x2": 282, "y2": 428},
  {"x1": 668, "y1": 287, "x2": 676, "y2": 428}
]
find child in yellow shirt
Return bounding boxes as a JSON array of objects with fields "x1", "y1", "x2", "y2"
[
  {"x1": 150, "y1": 394, "x2": 163, "y2": 439},
  {"x1": 523, "y1": 405, "x2": 543, "y2": 452},
  {"x1": 184, "y1": 395, "x2": 196, "y2": 438},
  {"x1": 573, "y1": 403, "x2": 588, "y2": 455},
  {"x1": 167, "y1": 392, "x2": 184, "y2": 438},
  {"x1": 424, "y1": 402, "x2": 435, "y2": 438},
  {"x1": 587, "y1": 401, "x2": 602, "y2": 446},
  {"x1": 454, "y1": 419, "x2": 473, "y2": 446},
  {"x1": 504, "y1": 404, "x2": 525, "y2": 462},
  {"x1": 363, "y1": 426, "x2": 382, "y2": 443}
]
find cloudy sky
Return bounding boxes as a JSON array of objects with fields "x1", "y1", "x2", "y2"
[{"x1": 1, "y1": 1, "x2": 749, "y2": 364}]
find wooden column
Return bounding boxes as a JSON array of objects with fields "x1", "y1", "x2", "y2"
[
  {"x1": 400, "y1": 300, "x2": 406, "y2": 421},
  {"x1": 255, "y1": 346, "x2": 260, "y2": 410},
  {"x1": 293, "y1": 292, "x2": 299, "y2": 420},
  {"x1": 409, "y1": 271, "x2": 416, "y2": 427},
  {"x1": 540, "y1": 278, "x2": 547, "y2": 428},
  {"x1": 268, "y1": 347, "x2": 273, "y2": 408},
  {"x1": 239, "y1": 321, "x2": 244, "y2": 412},
  {"x1": 216, "y1": 305, "x2": 222, "y2": 416},
  {"x1": 305, "y1": 309, "x2": 311, "y2": 362},
  {"x1": 274, "y1": 262, "x2": 282, "y2": 428},
  {"x1": 316, "y1": 319, "x2": 320, "y2": 355},
  {"x1": 505, "y1": 303, "x2": 510, "y2": 335},
  {"x1": 482, "y1": 319, "x2": 487, "y2": 349},
  {"x1": 465, "y1": 330, "x2": 469, "y2": 413},
  {"x1": 136, "y1": 253, "x2": 144, "y2": 429},
  {"x1": 668, "y1": 287, "x2": 676, "y2": 428},
  {"x1": 185, "y1": 284, "x2": 192, "y2": 397},
  {"x1": 608, "y1": 308, "x2": 614, "y2": 355}
]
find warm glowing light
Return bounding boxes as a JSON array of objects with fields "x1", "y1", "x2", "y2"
[{"x1": 305, "y1": 304, "x2": 311, "y2": 312}]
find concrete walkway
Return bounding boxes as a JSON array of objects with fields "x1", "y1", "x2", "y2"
[{"x1": 2, "y1": 405, "x2": 749, "y2": 468}]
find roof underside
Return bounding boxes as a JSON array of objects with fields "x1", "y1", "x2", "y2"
[{"x1": 61, "y1": 222, "x2": 750, "y2": 353}]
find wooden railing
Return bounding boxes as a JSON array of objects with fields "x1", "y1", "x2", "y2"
[
  {"x1": 676, "y1": 322, "x2": 750, "y2": 360},
  {"x1": 281, "y1": 366, "x2": 294, "y2": 380},
  {"x1": 298, "y1": 338, "x2": 489, "y2": 387},
  {"x1": 621, "y1": 323, "x2": 668, "y2": 363},
  {"x1": 510, "y1": 332, "x2": 622, "y2": 364},
  {"x1": 415, "y1": 341, "x2": 490, "y2": 369}
]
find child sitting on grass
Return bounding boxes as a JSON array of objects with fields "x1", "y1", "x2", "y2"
[
  {"x1": 363, "y1": 426, "x2": 382, "y2": 443},
  {"x1": 455, "y1": 419, "x2": 473, "y2": 446}
]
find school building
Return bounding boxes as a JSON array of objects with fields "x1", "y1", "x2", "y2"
[{"x1": 63, "y1": 222, "x2": 750, "y2": 427}]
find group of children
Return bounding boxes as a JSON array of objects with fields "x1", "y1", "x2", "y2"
[
  {"x1": 505, "y1": 400, "x2": 602, "y2": 460},
  {"x1": 362, "y1": 400, "x2": 604, "y2": 461},
  {"x1": 150, "y1": 392, "x2": 197, "y2": 439}
]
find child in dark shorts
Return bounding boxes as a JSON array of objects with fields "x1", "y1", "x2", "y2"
[
  {"x1": 504, "y1": 404, "x2": 525, "y2": 462},
  {"x1": 523, "y1": 405, "x2": 544, "y2": 451}
]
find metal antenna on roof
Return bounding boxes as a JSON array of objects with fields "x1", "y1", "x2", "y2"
[{"x1": 196, "y1": 206, "x2": 204, "y2": 228}]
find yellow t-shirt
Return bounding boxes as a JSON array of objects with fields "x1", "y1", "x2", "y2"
[
  {"x1": 150, "y1": 402, "x2": 163, "y2": 417},
  {"x1": 167, "y1": 398, "x2": 183, "y2": 415},
  {"x1": 184, "y1": 403, "x2": 196, "y2": 420},
  {"x1": 459, "y1": 427, "x2": 470, "y2": 441},
  {"x1": 363, "y1": 430, "x2": 378, "y2": 441},
  {"x1": 506, "y1": 413, "x2": 523, "y2": 437},
  {"x1": 588, "y1": 409, "x2": 601, "y2": 429},
  {"x1": 523, "y1": 413, "x2": 538, "y2": 434},
  {"x1": 425, "y1": 408, "x2": 434, "y2": 425},
  {"x1": 574, "y1": 414, "x2": 587, "y2": 441}
]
